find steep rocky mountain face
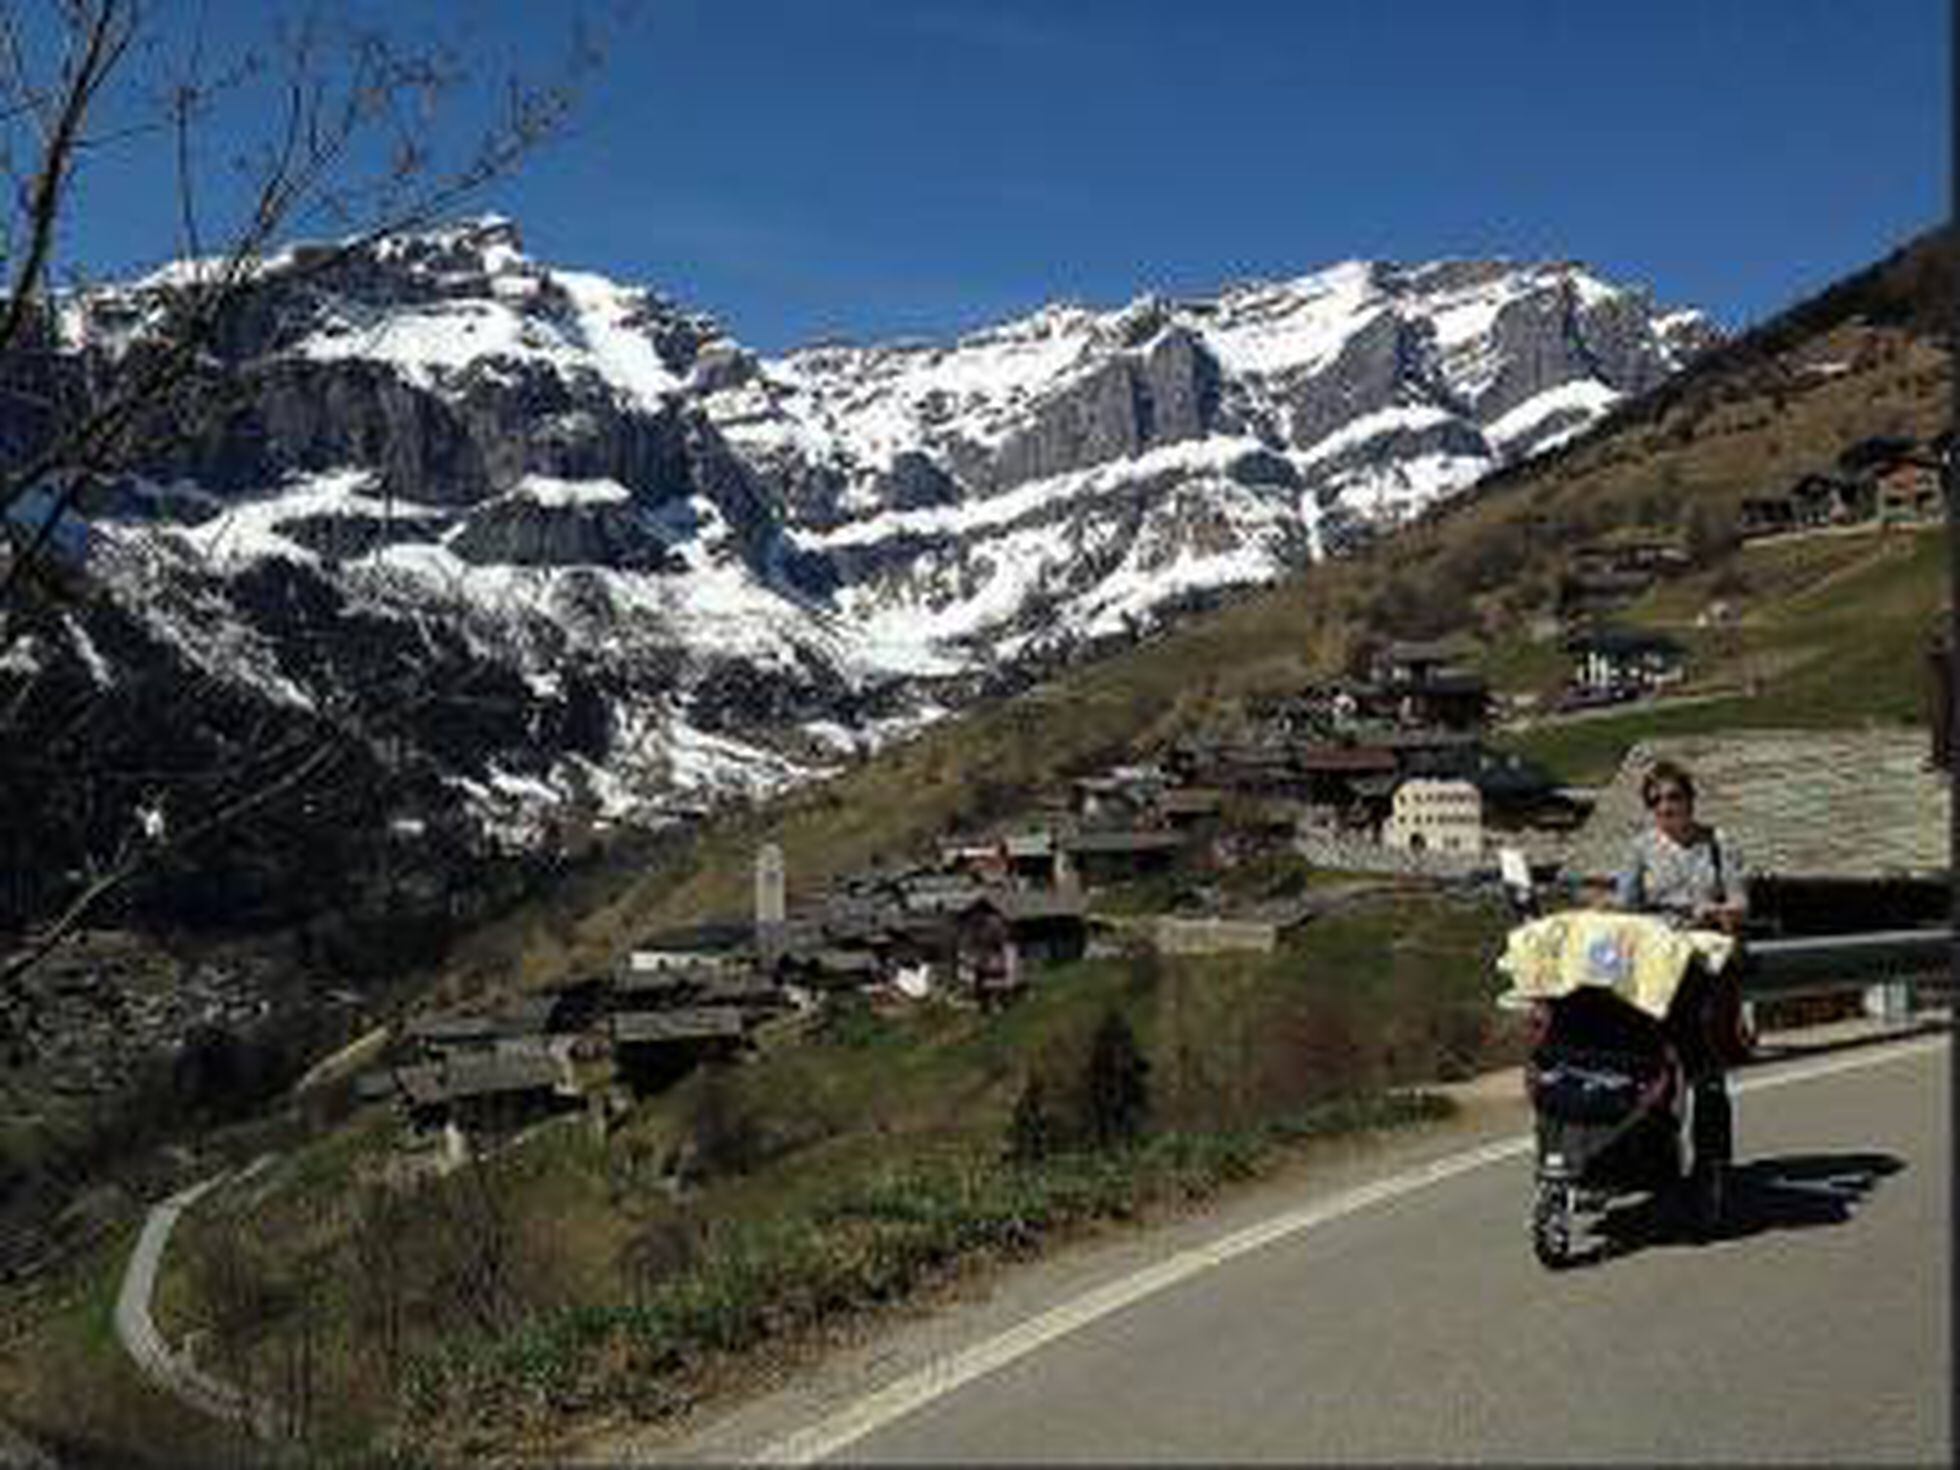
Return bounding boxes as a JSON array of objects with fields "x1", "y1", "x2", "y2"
[{"x1": 3, "y1": 219, "x2": 1715, "y2": 879}]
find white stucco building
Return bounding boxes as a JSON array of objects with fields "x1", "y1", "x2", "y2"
[{"x1": 1381, "y1": 777, "x2": 1484, "y2": 855}]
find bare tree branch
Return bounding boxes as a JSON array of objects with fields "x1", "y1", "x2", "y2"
[
  {"x1": 0, "y1": 0, "x2": 136, "y2": 355},
  {"x1": 0, "y1": 1, "x2": 612, "y2": 988}
]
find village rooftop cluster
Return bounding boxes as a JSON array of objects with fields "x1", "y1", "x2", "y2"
[{"x1": 358, "y1": 634, "x2": 1626, "y2": 1155}]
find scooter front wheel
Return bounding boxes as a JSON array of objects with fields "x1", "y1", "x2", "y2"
[{"x1": 1531, "y1": 1179, "x2": 1574, "y2": 1269}]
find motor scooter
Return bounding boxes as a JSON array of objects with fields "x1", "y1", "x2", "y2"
[{"x1": 1497, "y1": 851, "x2": 1725, "y2": 1269}]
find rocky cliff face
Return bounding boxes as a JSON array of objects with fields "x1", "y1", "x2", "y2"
[{"x1": 5, "y1": 218, "x2": 1716, "y2": 860}]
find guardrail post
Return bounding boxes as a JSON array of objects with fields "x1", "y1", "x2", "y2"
[{"x1": 1862, "y1": 979, "x2": 1913, "y2": 1025}]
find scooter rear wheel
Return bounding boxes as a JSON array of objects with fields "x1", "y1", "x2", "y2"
[{"x1": 1531, "y1": 1179, "x2": 1574, "y2": 1269}]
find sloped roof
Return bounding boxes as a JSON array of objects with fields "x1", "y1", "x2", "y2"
[
  {"x1": 1562, "y1": 730, "x2": 1948, "y2": 881},
  {"x1": 1296, "y1": 745, "x2": 1399, "y2": 773},
  {"x1": 901, "y1": 877, "x2": 991, "y2": 912},
  {"x1": 1564, "y1": 626, "x2": 1685, "y2": 656},
  {"x1": 695, "y1": 976, "x2": 790, "y2": 1009},
  {"x1": 615, "y1": 968, "x2": 705, "y2": 998},
  {"x1": 406, "y1": 1014, "x2": 498, "y2": 1044},
  {"x1": 1062, "y1": 830, "x2": 1185, "y2": 855},
  {"x1": 1374, "y1": 729, "x2": 1482, "y2": 751},
  {"x1": 970, "y1": 889, "x2": 1088, "y2": 924},
  {"x1": 391, "y1": 1049, "x2": 563, "y2": 1106},
  {"x1": 1160, "y1": 787, "x2": 1225, "y2": 812},
  {"x1": 634, "y1": 920, "x2": 754, "y2": 954},
  {"x1": 611, "y1": 1006, "x2": 745, "y2": 1044}
]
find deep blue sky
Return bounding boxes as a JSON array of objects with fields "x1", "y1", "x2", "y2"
[{"x1": 62, "y1": 0, "x2": 1949, "y2": 353}]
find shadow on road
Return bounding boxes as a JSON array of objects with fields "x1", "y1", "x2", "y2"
[{"x1": 1586, "y1": 1151, "x2": 1906, "y2": 1262}]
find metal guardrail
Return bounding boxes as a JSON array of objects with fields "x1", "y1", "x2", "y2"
[
  {"x1": 1740, "y1": 928, "x2": 1953, "y2": 1026},
  {"x1": 1743, "y1": 928, "x2": 1953, "y2": 994}
]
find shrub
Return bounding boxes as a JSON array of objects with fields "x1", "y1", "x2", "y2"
[
  {"x1": 1082, "y1": 1009, "x2": 1150, "y2": 1150},
  {"x1": 685, "y1": 1066, "x2": 765, "y2": 1179},
  {"x1": 1005, "y1": 1072, "x2": 1060, "y2": 1164}
]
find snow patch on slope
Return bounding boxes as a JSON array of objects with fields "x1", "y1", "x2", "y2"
[{"x1": 1486, "y1": 379, "x2": 1622, "y2": 451}]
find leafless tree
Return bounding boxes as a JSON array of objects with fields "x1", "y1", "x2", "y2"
[{"x1": 0, "y1": 0, "x2": 606, "y2": 981}]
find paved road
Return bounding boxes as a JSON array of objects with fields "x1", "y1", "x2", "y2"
[
  {"x1": 113, "y1": 1167, "x2": 278, "y2": 1438},
  {"x1": 649, "y1": 1033, "x2": 1947, "y2": 1465}
]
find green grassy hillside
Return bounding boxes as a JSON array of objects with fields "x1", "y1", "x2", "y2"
[{"x1": 1495, "y1": 525, "x2": 1946, "y2": 782}]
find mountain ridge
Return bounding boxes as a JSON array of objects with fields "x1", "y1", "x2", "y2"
[{"x1": 4, "y1": 218, "x2": 1715, "y2": 923}]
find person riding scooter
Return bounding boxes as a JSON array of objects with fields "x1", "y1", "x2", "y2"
[{"x1": 1611, "y1": 758, "x2": 1749, "y2": 1218}]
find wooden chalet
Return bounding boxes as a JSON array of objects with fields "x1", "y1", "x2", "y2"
[
  {"x1": 1156, "y1": 786, "x2": 1226, "y2": 832},
  {"x1": 1743, "y1": 467, "x2": 1887, "y2": 539},
  {"x1": 1001, "y1": 830, "x2": 1063, "y2": 888},
  {"x1": 774, "y1": 943, "x2": 885, "y2": 994},
  {"x1": 608, "y1": 1005, "x2": 748, "y2": 1092},
  {"x1": 386, "y1": 1045, "x2": 580, "y2": 1136},
  {"x1": 1214, "y1": 743, "x2": 1315, "y2": 800},
  {"x1": 1373, "y1": 640, "x2": 1459, "y2": 687},
  {"x1": 898, "y1": 872, "x2": 992, "y2": 914},
  {"x1": 627, "y1": 920, "x2": 754, "y2": 975},
  {"x1": 1393, "y1": 670, "x2": 1490, "y2": 731},
  {"x1": 1555, "y1": 539, "x2": 1686, "y2": 616},
  {"x1": 938, "y1": 837, "x2": 1013, "y2": 883},
  {"x1": 1057, "y1": 829, "x2": 1185, "y2": 886},
  {"x1": 952, "y1": 901, "x2": 1019, "y2": 1008},
  {"x1": 1294, "y1": 743, "x2": 1399, "y2": 807},
  {"x1": 1564, "y1": 625, "x2": 1686, "y2": 695},
  {"x1": 1570, "y1": 538, "x2": 1690, "y2": 578},
  {"x1": 1875, "y1": 454, "x2": 1941, "y2": 524},
  {"x1": 1789, "y1": 472, "x2": 1866, "y2": 526},
  {"x1": 612, "y1": 963, "x2": 711, "y2": 1010},
  {"x1": 1244, "y1": 690, "x2": 1332, "y2": 742},
  {"x1": 967, "y1": 889, "x2": 1090, "y2": 966},
  {"x1": 1071, "y1": 765, "x2": 1166, "y2": 825},
  {"x1": 405, "y1": 1014, "x2": 499, "y2": 1060}
]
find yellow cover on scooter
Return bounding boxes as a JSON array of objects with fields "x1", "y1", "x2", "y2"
[{"x1": 1495, "y1": 910, "x2": 1735, "y2": 1021}]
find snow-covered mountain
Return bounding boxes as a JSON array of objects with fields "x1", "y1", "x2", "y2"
[
  {"x1": 718, "y1": 254, "x2": 1713, "y2": 668},
  {"x1": 6, "y1": 218, "x2": 1716, "y2": 860}
]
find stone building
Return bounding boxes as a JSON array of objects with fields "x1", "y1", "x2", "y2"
[{"x1": 1380, "y1": 777, "x2": 1484, "y2": 855}]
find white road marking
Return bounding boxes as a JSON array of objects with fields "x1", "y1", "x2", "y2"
[{"x1": 758, "y1": 1033, "x2": 1946, "y2": 1464}]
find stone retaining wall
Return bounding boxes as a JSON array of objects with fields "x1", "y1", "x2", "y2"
[{"x1": 1293, "y1": 831, "x2": 1492, "y2": 880}]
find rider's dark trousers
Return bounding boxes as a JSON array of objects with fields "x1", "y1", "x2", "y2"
[
  {"x1": 1669, "y1": 962, "x2": 1735, "y2": 1169},
  {"x1": 1688, "y1": 1071, "x2": 1732, "y2": 1168}
]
